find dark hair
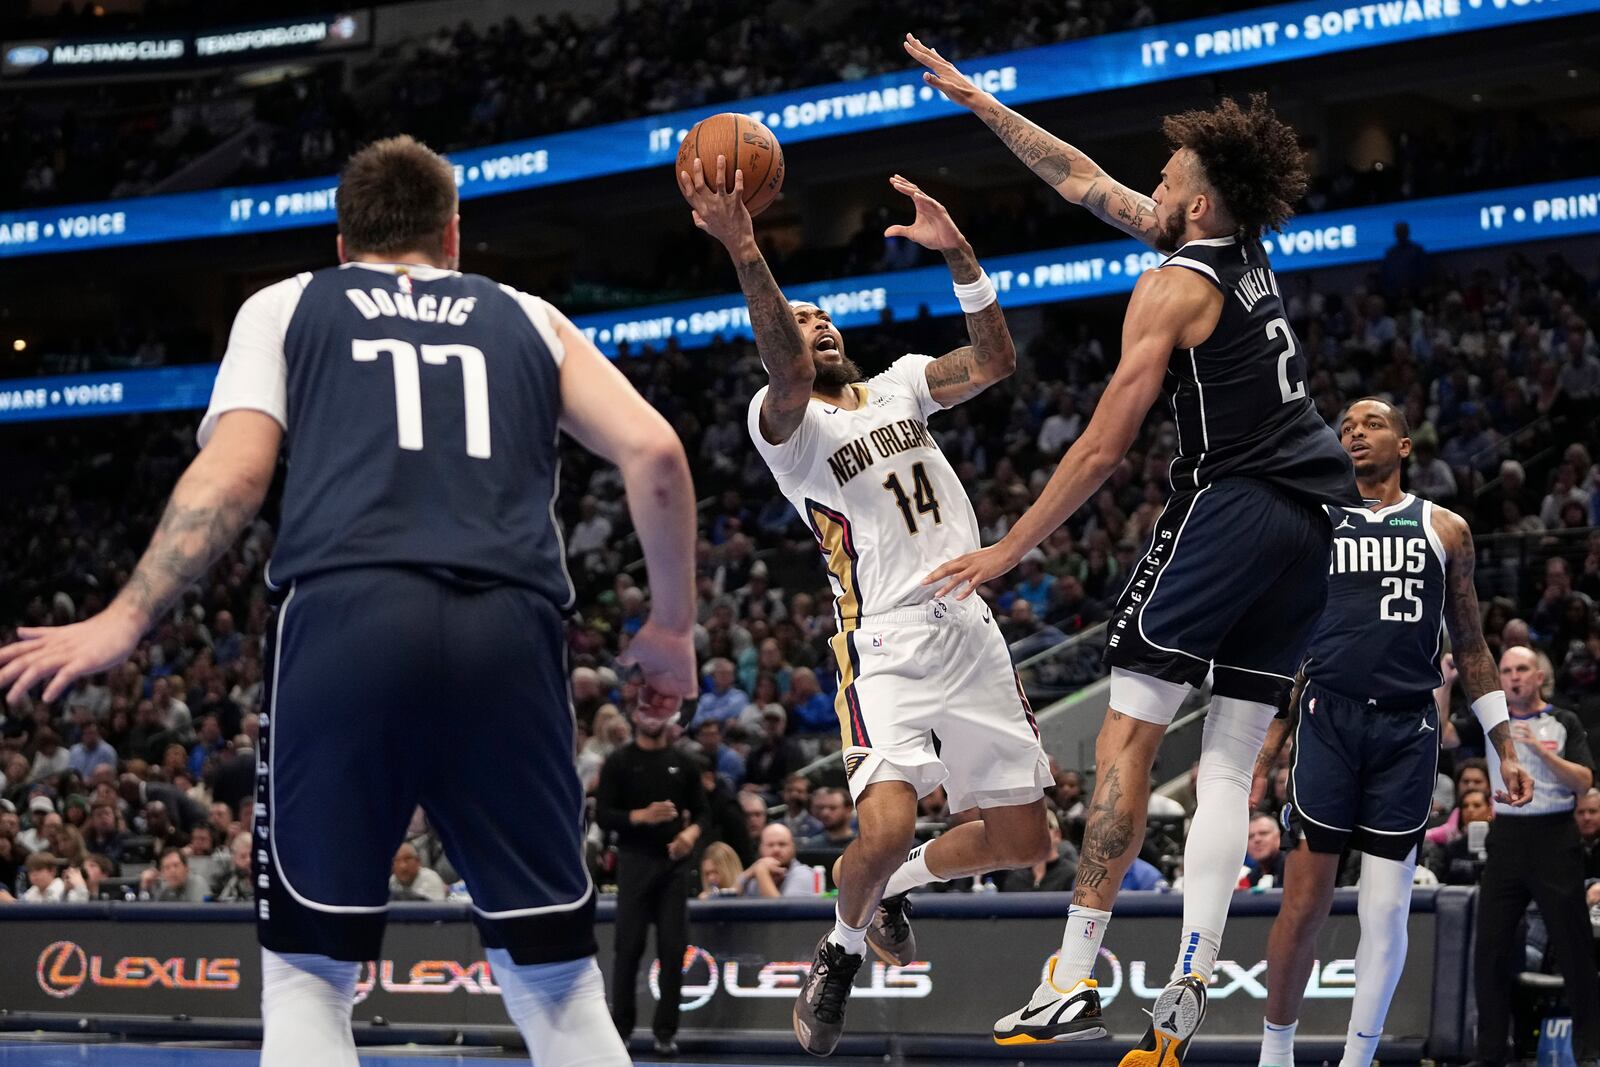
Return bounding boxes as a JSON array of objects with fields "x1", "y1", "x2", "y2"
[
  {"x1": 159, "y1": 846, "x2": 186, "y2": 867},
  {"x1": 1456, "y1": 758, "x2": 1489, "y2": 786},
  {"x1": 336, "y1": 135, "x2": 457, "y2": 261},
  {"x1": 1162, "y1": 93, "x2": 1307, "y2": 235},
  {"x1": 1342, "y1": 395, "x2": 1411, "y2": 438}
]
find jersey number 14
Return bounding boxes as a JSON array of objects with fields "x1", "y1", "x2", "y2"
[
  {"x1": 883, "y1": 462, "x2": 943, "y2": 535},
  {"x1": 353, "y1": 338, "x2": 492, "y2": 459}
]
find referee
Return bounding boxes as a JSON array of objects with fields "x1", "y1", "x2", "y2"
[
  {"x1": 595, "y1": 707, "x2": 710, "y2": 1056},
  {"x1": 1474, "y1": 645, "x2": 1600, "y2": 1067}
]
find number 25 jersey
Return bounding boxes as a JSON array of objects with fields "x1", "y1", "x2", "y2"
[
  {"x1": 198, "y1": 262, "x2": 573, "y2": 606},
  {"x1": 748, "y1": 354, "x2": 980, "y2": 628}
]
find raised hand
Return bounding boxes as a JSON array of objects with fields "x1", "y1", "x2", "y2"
[
  {"x1": 884, "y1": 175, "x2": 967, "y2": 252},
  {"x1": 678, "y1": 155, "x2": 754, "y2": 251},
  {"x1": 902, "y1": 33, "x2": 986, "y2": 110}
]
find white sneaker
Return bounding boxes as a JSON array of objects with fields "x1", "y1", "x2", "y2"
[{"x1": 992, "y1": 958, "x2": 1107, "y2": 1045}]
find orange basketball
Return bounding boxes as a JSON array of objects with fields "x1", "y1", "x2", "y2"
[{"x1": 676, "y1": 112, "x2": 785, "y2": 217}]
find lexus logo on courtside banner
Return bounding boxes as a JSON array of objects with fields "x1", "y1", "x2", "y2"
[
  {"x1": 648, "y1": 945, "x2": 934, "y2": 1011},
  {"x1": 35, "y1": 941, "x2": 241, "y2": 998}
]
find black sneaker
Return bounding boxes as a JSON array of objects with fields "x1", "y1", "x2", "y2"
[
  {"x1": 793, "y1": 935, "x2": 865, "y2": 1057},
  {"x1": 1118, "y1": 974, "x2": 1208, "y2": 1067},
  {"x1": 652, "y1": 1036, "x2": 679, "y2": 1058},
  {"x1": 866, "y1": 893, "x2": 916, "y2": 966}
]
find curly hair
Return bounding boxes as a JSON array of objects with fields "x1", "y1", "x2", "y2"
[{"x1": 1161, "y1": 94, "x2": 1307, "y2": 236}]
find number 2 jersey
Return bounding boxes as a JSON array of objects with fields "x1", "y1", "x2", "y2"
[
  {"x1": 1302, "y1": 493, "x2": 1447, "y2": 701},
  {"x1": 748, "y1": 355, "x2": 979, "y2": 628},
  {"x1": 198, "y1": 262, "x2": 574, "y2": 606},
  {"x1": 1159, "y1": 235, "x2": 1359, "y2": 508}
]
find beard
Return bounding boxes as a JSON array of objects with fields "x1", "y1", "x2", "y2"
[
  {"x1": 1152, "y1": 205, "x2": 1189, "y2": 254},
  {"x1": 813, "y1": 353, "x2": 864, "y2": 391}
]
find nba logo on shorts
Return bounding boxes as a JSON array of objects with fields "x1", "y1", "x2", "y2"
[
  {"x1": 871, "y1": 633, "x2": 885, "y2": 650},
  {"x1": 1083, "y1": 920, "x2": 1096, "y2": 939},
  {"x1": 1308, "y1": 698, "x2": 1317, "y2": 716}
]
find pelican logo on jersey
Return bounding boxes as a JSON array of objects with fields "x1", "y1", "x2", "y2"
[
  {"x1": 1233, "y1": 266, "x2": 1281, "y2": 313},
  {"x1": 825, "y1": 418, "x2": 936, "y2": 487},
  {"x1": 1330, "y1": 534, "x2": 1428, "y2": 575}
]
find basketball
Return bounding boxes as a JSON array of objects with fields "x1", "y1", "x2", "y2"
[{"x1": 676, "y1": 112, "x2": 785, "y2": 216}]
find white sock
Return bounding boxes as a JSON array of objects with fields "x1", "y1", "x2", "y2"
[
  {"x1": 1171, "y1": 926, "x2": 1222, "y2": 984},
  {"x1": 1338, "y1": 850, "x2": 1416, "y2": 1067},
  {"x1": 1174, "y1": 695, "x2": 1273, "y2": 982},
  {"x1": 883, "y1": 842, "x2": 936, "y2": 898},
  {"x1": 1261, "y1": 1018, "x2": 1299, "y2": 1067},
  {"x1": 487, "y1": 950, "x2": 628, "y2": 1067},
  {"x1": 260, "y1": 949, "x2": 359, "y2": 1067},
  {"x1": 828, "y1": 908, "x2": 869, "y2": 955},
  {"x1": 1054, "y1": 905, "x2": 1112, "y2": 987}
]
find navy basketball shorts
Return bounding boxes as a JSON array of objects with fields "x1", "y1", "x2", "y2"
[
  {"x1": 1103, "y1": 478, "x2": 1333, "y2": 709},
  {"x1": 254, "y1": 566, "x2": 594, "y2": 964},
  {"x1": 1285, "y1": 681, "x2": 1439, "y2": 861}
]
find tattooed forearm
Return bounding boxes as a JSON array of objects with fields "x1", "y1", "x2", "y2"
[
  {"x1": 982, "y1": 103, "x2": 1077, "y2": 187},
  {"x1": 941, "y1": 242, "x2": 981, "y2": 284},
  {"x1": 1441, "y1": 519, "x2": 1500, "y2": 701},
  {"x1": 925, "y1": 352, "x2": 974, "y2": 392},
  {"x1": 1082, "y1": 180, "x2": 1159, "y2": 243},
  {"x1": 117, "y1": 472, "x2": 262, "y2": 628},
  {"x1": 734, "y1": 250, "x2": 808, "y2": 386}
]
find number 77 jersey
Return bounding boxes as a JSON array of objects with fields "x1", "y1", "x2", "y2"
[
  {"x1": 199, "y1": 262, "x2": 574, "y2": 606},
  {"x1": 747, "y1": 354, "x2": 981, "y2": 629},
  {"x1": 1157, "y1": 234, "x2": 1359, "y2": 508}
]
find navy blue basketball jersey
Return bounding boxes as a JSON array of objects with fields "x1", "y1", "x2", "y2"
[
  {"x1": 1303, "y1": 494, "x2": 1446, "y2": 699},
  {"x1": 1160, "y1": 236, "x2": 1358, "y2": 508},
  {"x1": 231, "y1": 263, "x2": 572, "y2": 606}
]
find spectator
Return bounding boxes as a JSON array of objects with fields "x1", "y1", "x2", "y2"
[
  {"x1": 182, "y1": 823, "x2": 224, "y2": 886},
  {"x1": 28, "y1": 730, "x2": 69, "y2": 784},
  {"x1": 779, "y1": 774, "x2": 824, "y2": 840},
  {"x1": 388, "y1": 842, "x2": 447, "y2": 902},
  {"x1": 786, "y1": 668, "x2": 836, "y2": 735},
  {"x1": 1408, "y1": 437, "x2": 1458, "y2": 503},
  {"x1": 139, "y1": 847, "x2": 207, "y2": 902},
  {"x1": 18, "y1": 797, "x2": 56, "y2": 852},
  {"x1": 800, "y1": 787, "x2": 856, "y2": 849},
  {"x1": 67, "y1": 721, "x2": 117, "y2": 778},
  {"x1": 692, "y1": 719, "x2": 745, "y2": 787},
  {"x1": 186, "y1": 715, "x2": 228, "y2": 779},
  {"x1": 693, "y1": 658, "x2": 748, "y2": 727},
  {"x1": 1014, "y1": 549, "x2": 1056, "y2": 617},
  {"x1": 741, "y1": 824, "x2": 821, "y2": 897},
  {"x1": 698, "y1": 841, "x2": 744, "y2": 898},
  {"x1": 1380, "y1": 221, "x2": 1429, "y2": 299},
  {"x1": 214, "y1": 831, "x2": 255, "y2": 902},
  {"x1": 1578, "y1": 787, "x2": 1600, "y2": 879},
  {"x1": 139, "y1": 800, "x2": 186, "y2": 852},
  {"x1": 999, "y1": 810, "x2": 1077, "y2": 891},
  {"x1": 695, "y1": 754, "x2": 753, "y2": 864},
  {"x1": 82, "y1": 853, "x2": 129, "y2": 901},
  {"x1": 1242, "y1": 811, "x2": 1286, "y2": 889},
  {"x1": 82, "y1": 801, "x2": 128, "y2": 864},
  {"x1": 1428, "y1": 788, "x2": 1495, "y2": 885},
  {"x1": 21, "y1": 853, "x2": 88, "y2": 903},
  {"x1": 742, "y1": 705, "x2": 790, "y2": 790}
]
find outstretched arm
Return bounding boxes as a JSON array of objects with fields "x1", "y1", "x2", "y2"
[
  {"x1": 678, "y1": 156, "x2": 812, "y2": 444},
  {"x1": 555, "y1": 308, "x2": 698, "y2": 704},
  {"x1": 1435, "y1": 507, "x2": 1532, "y2": 806},
  {"x1": 903, "y1": 34, "x2": 1162, "y2": 248},
  {"x1": 0, "y1": 410, "x2": 281, "y2": 704},
  {"x1": 925, "y1": 267, "x2": 1211, "y2": 598},
  {"x1": 881, "y1": 175, "x2": 1016, "y2": 406}
]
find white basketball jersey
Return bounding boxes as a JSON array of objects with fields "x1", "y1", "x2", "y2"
[{"x1": 748, "y1": 354, "x2": 981, "y2": 628}]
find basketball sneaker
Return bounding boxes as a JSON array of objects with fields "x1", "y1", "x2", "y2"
[
  {"x1": 866, "y1": 893, "x2": 916, "y2": 966},
  {"x1": 1118, "y1": 973, "x2": 1209, "y2": 1067},
  {"x1": 991, "y1": 957, "x2": 1107, "y2": 1045},
  {"x1": 793, "y1": 935, "x2": 864, "y2": 1057}
]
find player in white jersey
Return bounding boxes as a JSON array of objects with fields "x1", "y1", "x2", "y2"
[{"x1": 680, "y1": 158, "x2": 1054, "y2": 1056}]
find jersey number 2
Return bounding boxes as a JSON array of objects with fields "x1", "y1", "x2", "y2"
[
  {"x1": 1267, "y1": 317, "x2": 1306, "y2": 404},
  {"x1": 353, "y1": 339, "x2": 491, "y2": 459},
  {"x1": 1380, "y1": 576, "x2": 1425, "y2": 622},
  {"x1": 884, "y1": 462, "x2": 943, "y2": 534}
]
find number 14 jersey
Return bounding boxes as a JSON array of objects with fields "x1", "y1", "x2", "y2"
[
  {"x1": 199, "y1": 262, "x2": 573, "y2": 606},
  {"x1": 748, "y1": 355, "x2": 980, "y2": 629}
]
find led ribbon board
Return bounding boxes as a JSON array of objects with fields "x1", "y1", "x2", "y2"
[
  {"x1": 0, "y1": 175, "x2": 1594, "y2": 423},
  {"x1": 0, "y1": 0, "x2": 1591, "y2": 258}
]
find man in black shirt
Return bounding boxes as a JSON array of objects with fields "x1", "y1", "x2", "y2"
[{"x1": 595, "y1": 709, "x2": 711, "y2": 1055}]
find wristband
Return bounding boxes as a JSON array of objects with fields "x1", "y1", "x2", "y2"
[
  {"x1": 954, "y1": 271, "x2": 997, "y2": 313},
  {"x1": 1471, "y1": 690, "x2": 1510, "y2": 735}
]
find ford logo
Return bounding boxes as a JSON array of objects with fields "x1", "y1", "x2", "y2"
[{"x1": 6, "y1": 45, "x2": 50, "y2": 68}]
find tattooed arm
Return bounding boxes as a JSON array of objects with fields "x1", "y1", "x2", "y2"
[
  {"x1": 678, "y1": 155, "x2": 811, "y2": 444},
  {"x1": 1434, "y1": 506, "x2": 1533, "y2": 806},
  {"x1": 0, "y1": 411, "x2": 280, "y2": 704},
  {"x1": 880, "y1": 176, "x2": 1017, "y2": 406},
  {"x1": 903, "y1": 34, "x2": 1162, "y2": 248}
]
